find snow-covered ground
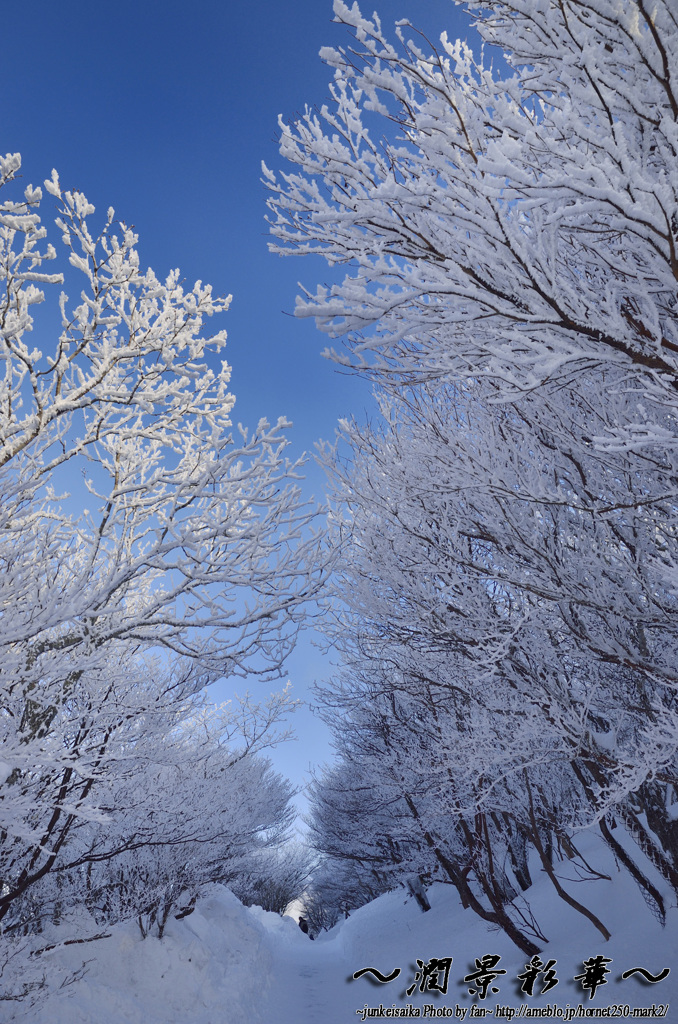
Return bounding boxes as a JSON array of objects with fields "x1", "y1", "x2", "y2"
[{"x1": 8, "y1": 832, "x2": 677, "y2": 1023}]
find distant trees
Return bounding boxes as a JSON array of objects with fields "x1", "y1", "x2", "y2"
[
  {"x1": 0, "y1": 151, "x2": 320, "y2": 989},
  {"x1": 58, "y1": 697, "x2": 301, "y2": 939},
  {"x1": 230, "y1": 842, "x2": 315, "y2": 917},
  {"x1": 268, "y1": 0, "x2": 678, "y2": 945}
]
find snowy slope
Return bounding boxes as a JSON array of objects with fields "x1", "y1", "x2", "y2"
[{"x1": 9, "y1": 833, "x2": 677, "y2": 1024}]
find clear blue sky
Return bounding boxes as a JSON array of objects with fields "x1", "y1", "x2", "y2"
[{"x1": 6, "y1": 0, "x2": 480, "y2": 805}]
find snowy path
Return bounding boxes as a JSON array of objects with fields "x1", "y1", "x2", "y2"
[
  {"x1": 256, "y1": 911, "x2": 356, "y2": 1023},
  {"x1": 255, "y1": 860, "x2": 678, "y2": 1024},
  {"x1": 22, "y1": 842, "x2": 678, "y2": 1024}
]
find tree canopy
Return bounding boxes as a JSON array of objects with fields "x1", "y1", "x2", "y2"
[
  {"x1": 267, "y1": 0, "x2": 678, "y2": 948},
  {"x1": 0, "y1": 155, "x2": 320, "y2": 998}
]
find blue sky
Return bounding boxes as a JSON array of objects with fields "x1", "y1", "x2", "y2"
[{"x1": 6, "y1": 0, "x2": 480, "y2": 803}]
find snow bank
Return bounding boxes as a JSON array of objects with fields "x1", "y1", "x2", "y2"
[
  {"x1": 8, "y1": 833, "x2": 678, "y2": 1024},
  {"x1": 12, "y1": 887, "x2": 274, "y2": 1024}
]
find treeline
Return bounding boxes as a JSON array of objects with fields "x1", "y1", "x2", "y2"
[
  {"x1": 0, "y1": 160, "x2": 318, "y2": 1001},
  {"x1": 266, "y1": 0, "x2": 678, "y2": 948}
]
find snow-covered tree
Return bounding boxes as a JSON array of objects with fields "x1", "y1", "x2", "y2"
[
  {"x1": 267, "y1": 0, "x2": 678, "y2": 945},
  {"x1": 230, "y1": 842, "x2": 315, "y2": 916},
  {"x1": 309, "y1": 379, "x2": 676, "y2": 946},
  {"x1": 0, "y1": 152, "x2": 322, "y2": 934},
  {"x1": 15, "y1": 696, "x2": 297, "y2": 938},
  {"x1": 267, "y1": 0, "x2": 678, "y2": 438}
]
